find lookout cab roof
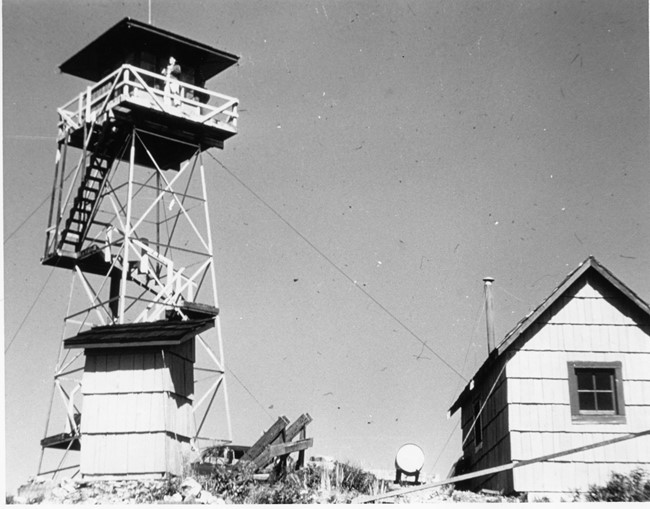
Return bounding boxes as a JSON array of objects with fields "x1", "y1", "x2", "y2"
[{"x1": 59, "y1": 17, "x2": 239, "y2": 82}]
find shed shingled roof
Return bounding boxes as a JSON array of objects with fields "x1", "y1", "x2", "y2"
[
  {"x1": 63, "y1": 317, "x2": 214, "y2": 350},
  {"x1": 448, "y1": 256, "x2": 650, "y2": 415}
]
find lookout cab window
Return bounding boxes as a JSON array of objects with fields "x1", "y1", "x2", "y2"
[{"x1": 568, "y1": 361, "x2": 625, "y2": 424}]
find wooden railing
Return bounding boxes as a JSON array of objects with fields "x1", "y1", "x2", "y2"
[{"x1": 57, "y1": 64, "x2": 239, "y2": 137}]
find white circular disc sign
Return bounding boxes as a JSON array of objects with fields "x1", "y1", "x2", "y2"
[{"x1": 395, "y1": 443, "x2": 425, "y2": 474}]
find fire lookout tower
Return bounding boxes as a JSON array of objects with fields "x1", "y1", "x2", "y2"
[{"x1": 39, "y1": 18, "x2": 239, "y2": 479}]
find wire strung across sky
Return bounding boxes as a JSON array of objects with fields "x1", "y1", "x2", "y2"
[
  {"x1": 447, "y1": 298, "x2": 485, "y2": 407},
  {"x1": 4, "y1": 146, "x2": 78, "y2": 244},
  {"x1": 433, "y1": 297, "x2": 485, "y2": 471},
  {"x1": 4, "y1": 135, "x2": 56, "y2": 242},
  {"x1": 5, "y1": 267, "x2": 57, "y2": 354},
  {"x1": 4, "y1": 190, "x2": 52, "y2": 244},
  {"x1": 5, "y1": 147, "x2": 467, "y2": 412},
  {"x1": 227, "y1": 366, "x2": 275, "y2": 421},
  {"x1": 207, "y1": 151, "x2": 468, "y2": 382}
]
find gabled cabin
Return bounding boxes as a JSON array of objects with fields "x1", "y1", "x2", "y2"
[
  {"x1": 448, "y1": 257, "x2": 650, "y2": 501},
  {"x1": 57, "y1": 17, "x2": 239, "y2": 170}
]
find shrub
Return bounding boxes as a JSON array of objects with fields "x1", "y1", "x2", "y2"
[
  {"x1": 585, "y1": 468, "x2": 650, "y2": 502},
  {"x1": 204, "y1": 462, "x2": 257, "y2": 503},
  {"x1": 300, "y1": 463, "x2": 324, "y2": 490},
  {"x1": 190, "y1": 459, "x2": 380, "y2": 503},
  {"x1": 337, "y1": 462, "x2": 377, "y2": 494},
  {"x1": 246, "y1": 473, "x2": 314, "y2": 504},
  {"x1": 145, "y1": 477, "x2": 181, "y2": 503}
]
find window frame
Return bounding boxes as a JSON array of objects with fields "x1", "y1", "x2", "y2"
[{"x1": 567, "y1": 361, "x2": 626, "y2": 424}]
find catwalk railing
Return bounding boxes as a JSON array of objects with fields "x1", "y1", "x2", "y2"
[{"x1": 57, "y1": 63, "x2": 239, "y2": 138}]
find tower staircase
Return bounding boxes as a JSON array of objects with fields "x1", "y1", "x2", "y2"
[
  {"x1": 58, "y1": 123, "x2": 122, "y2": 256},
  {"x1": 124, "y1": 239, "x2": 218, "y2": 322}
]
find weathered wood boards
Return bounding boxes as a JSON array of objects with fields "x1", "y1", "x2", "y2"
[
  {"x1": 268, "y1": 438, "x2": 314, "y2": 457},
  {"x1": 241, "y1": 416, "x2": 290, "y2": 463},
  {"x1": 240, "y1": 413, "x2": 313, "y2": 474}
]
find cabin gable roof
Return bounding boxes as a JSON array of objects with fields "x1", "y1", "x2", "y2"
[{"x1": 448, "y1": 256, "x2": 650, "y2": 415}]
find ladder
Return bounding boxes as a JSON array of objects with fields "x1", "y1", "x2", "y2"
[{"x1": 58, "y1": 124, "x2": 120, "y2": 254}]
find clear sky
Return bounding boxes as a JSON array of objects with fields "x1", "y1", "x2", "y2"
[{"x1": 3, "y1": 0, "x2": 649, "y2": 497}]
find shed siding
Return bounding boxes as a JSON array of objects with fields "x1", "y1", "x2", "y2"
[
  {"x1": 82, "y1": 392, "x2": 193, "y2": 436},
  {"x1": 81, "y1": 432, "x2": 191, "y2": 477},
  {"x1": 506, "y1": 279, "x2": 650, "y2": 498},
  {"x1": 83, "y1": 347, "x2": 194, "y2": 396},
  {"x1": 80, "y1": 342, "x2": 195, "y2": 478}
]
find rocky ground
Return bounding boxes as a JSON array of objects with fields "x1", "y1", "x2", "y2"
[
  {"x1": 11, "y1": 477, "x2": 221, "y2": 505},
  {"x1": 11, "y1": 476, "x2": 525, "y2": 504},
  {"x1": 390, "y1": 486, "x2": 524, "y2": 504}
]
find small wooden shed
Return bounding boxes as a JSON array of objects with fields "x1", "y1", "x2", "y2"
[
  {"x1": 448, "y1": 257, "x2": 650, "y2": 500},
  {"x1": 64, "y1": 318, "x2": 213, "y2": 478}
]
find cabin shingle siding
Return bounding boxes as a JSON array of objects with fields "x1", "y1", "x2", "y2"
[
  {"x1": 457, "y1": 357, "x2": 513, "y2": 493},
  {"x1": 506, "y1": 275, "x2": 650, "y2": 499}
]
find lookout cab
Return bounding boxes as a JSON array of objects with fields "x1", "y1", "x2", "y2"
[
  {"x1": 39, "y1": 18, "x2": 238, "y2": 480},
  {"x1": 43, "y1": 17, "x2": 239, "y2": 272}
]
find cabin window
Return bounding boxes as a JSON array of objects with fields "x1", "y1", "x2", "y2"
[
  {"x1": 568, "y1": 361, "x2": 625, "y2": 424},
  {"x1": 473, "y1": 400, "x2": 483, "y2": 449}
]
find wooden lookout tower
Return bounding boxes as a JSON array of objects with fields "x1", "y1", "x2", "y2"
[{"x1": 39, "y1": 18, "x2": 239, "y2": 480}]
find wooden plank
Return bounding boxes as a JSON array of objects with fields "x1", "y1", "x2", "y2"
[
  {"x1": 40, "y1": 432, "x2": 81, "y2": 450},
  {"x1": 297, "y1": 426, "x2": 307, "y2": 468},
  {"x1": 249, "y1": 414, "x2": 311, "y2": 471},
  {"x1": 110, "y1": 433, "x2": 128, "y2": 474},
  {"x1": 251, "y1": 448, "x2": 273, "y2": 470},
  {"x1": 186, "y1": 356, "x2": 194, "y2": 397},
  {"x1": 625, "y1": 380, "x2": 650, "y2": 405},
  {"x1": 284, "y1": 413, "x2": 312, "y2": 441},
  {"x1": 81, "y1": 394, "x2": 96, "y2": 434},
  {"x1": 575, "y1": 283, "x2": 600, "y2": 299},
  {"x1": 180, "y1": 300, "x2": 219, "y2": 319},
  {"x1": 241, "y1": 416, "x2": 290, "y2": 462},
  {"x1": 133, "y1": 392, "x2": 148, "y2": 432},
  {"x1": 268, "y1": 438, "x2": 313, "y2": 458},
  {"x1": 105, "y1": 353, "x2": 120, "y2": 392},
  {"x1": 153, "y1": 350, "x2": 164, "y2": 390},
  {"x1": 142, "y1": 350, "x2": 157, "y2": 392},
  {"x1": 119, "y1": 352, "x2": 135, "y2": 392},
  {"x1": 81, "y1": 434, "x2": 94, "y2": 474},
  {"x1": 131, "y1": 351, "x2": 144, "y2": 393},
  {"x1": 83, "y1": 354, "x2": 98, "y2": 393}
]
